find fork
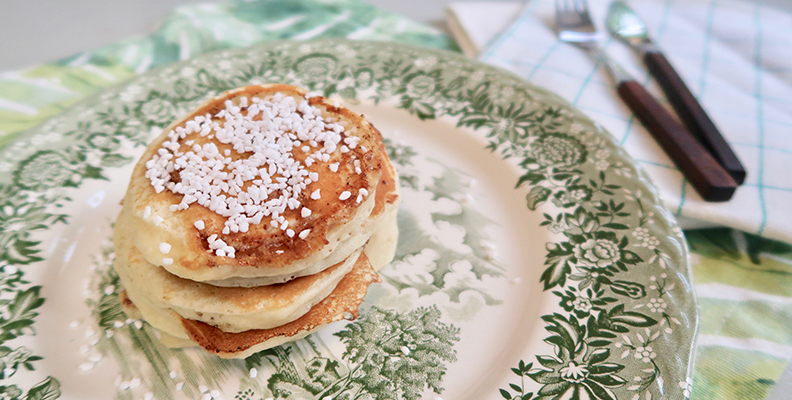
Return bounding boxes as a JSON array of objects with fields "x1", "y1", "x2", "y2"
[{"x1": 555, "y1": 0, "x2": 737, "y2": 202}]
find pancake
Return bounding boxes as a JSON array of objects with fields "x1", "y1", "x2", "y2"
[
  {"x1": 114, "y1": 214, "x2": 363, "y2": 332},
  {"x1": 204, "y1": 146, "x2": 399, "y2": 287},
  {"x1": 124, "y1": 84, "x2": 386, "y2": 282},
  {"x1": 114, "y1": 201, "x2": 399, "y2": 333},
  {"x1": 119, "y1": 253, "x2": 380, "y2": 359}
]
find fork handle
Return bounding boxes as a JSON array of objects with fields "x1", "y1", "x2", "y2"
[
  {"x1": 644, "y1": 50, "x2": 746, "y2": 184},
  {"x1": 617, "y1": 80, "x2": 737, "y2": 201}
]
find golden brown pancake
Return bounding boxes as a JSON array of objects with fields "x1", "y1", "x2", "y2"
[
  {"x1": 124, "y1": 84, "x2": 386, "y2": 282},
  {"x1": 114, "y1": 212, "x2": 364, "y2": 331},
  {"x1": 119, "y1": 253, "x2": 380, "y2": 359}
]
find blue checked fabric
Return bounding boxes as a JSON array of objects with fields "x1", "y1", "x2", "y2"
[{"x1": 481, "y1": 0, "x2": 792, "y2": 244}]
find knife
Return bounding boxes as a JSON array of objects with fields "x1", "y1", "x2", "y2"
[{"x1": 606, "y1": 1, "x2": 746, "y2": 185}]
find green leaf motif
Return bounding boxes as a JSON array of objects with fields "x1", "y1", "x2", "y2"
[
  {"x1": 541, "y1": 254, "x2": 572, "y2": 290},
  {"x1": 25, "y1": 377, "x2": 61, "y2": 400},
  {"x1": 526, "y1": 186, "x2": 551, "y2": 210}
]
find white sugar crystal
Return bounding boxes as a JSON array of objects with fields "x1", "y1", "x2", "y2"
[
  {"x1": 144, "y1": 393, "x2": 154, "y2": 400},
  {"x1": 199, "y1": 385, "x2": 209, "y2": 393},
  {"x1": 249, "y1": 368, "x2": 258, "y2": 378},
  {"x1": 286, "y1": 229, "x2": 295, "y2": 238},
  {"x1": 159, "y1": 242, "x2": 171, "y2": 254},
  {"x1": 130, "y1": 378, "x2": 141, "y2": 388},
  {"x1": 79, "y1": 362, "x2": 94, "y2": 371},
  {"x1": 104, "y1": 285, "x2": 115, "y2": 295},
  {"x1": 143, "y1": 91, "x2": 368, "y2": 258},
  {"x1": 134, "y1": 320, "x2": 143, "y2": 329},
  {"x1": 339, "y1": 191, "x2": 351, "y2": 200},
  {"x1": 211, "y1": 390, "x2": 221, "y2": 398},
  {"x1": 142, "y1": 206, "x2": 151, "y2": 219},
  {"x1": 163, "y1": 258, "x2": 173, "y2": 266},
  {"x1": 301, "y1": 208, "x2": 312, "y2": 218},
  {"x1": 153, "y1": 216, "x2": 164, "y2": 226},
  {"x1": 70, "y1": 320, "x2": 81, "y2": 329},
  {"x1": 299, "y1": 229, "x2": 311, "y2": 239},
  {"x1": 89, "y1": 353, "x2": 102, "y2": 362}
]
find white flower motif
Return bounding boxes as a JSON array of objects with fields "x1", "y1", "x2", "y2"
[
  {"x1": 334, "y1": 44, "x2": 355, "y2": 57},
  {"x1": 595, "y1": 149, "x2": 610, "y2": 160},
  {"x1": 120, "y1": 85, "x2": 143, "y2": 102},
  {"x1": 634, "y1": 346, "x2": 657, "y2": 363},
  {"x1": 218, "y1": 60, "x2": 233, "y2": 70},
  {"x1": 571, "y1": 297, "x2": 592, "y2": 312},
  {"x1": 679, "y1": 377, "x2": 693, "y2": 398},
  {"x1": 559, "y1": 362, "x2": 589, "y2": 383},
  {"x1": 179, "y1": 67, "x2": 196, "y2": 78},
  {"x1": 632, "y1": 227, "x2": 660, "y2": 249},
  {"x1": 595, "y1": 159, "x2": 610, "y2": 171},
  {"x1": 414, "y1": 56, "x2": 438, "y2": 68},
  {"x1": 633, "y1": 227, "x2": 650, "y2": 240},
  {"x1": 569, "y1": 123, "x2": 584, "y2": 134},
  {"x1": 470, "y1": 70, "x2": 486, "y2": 82},
  {"x1": 500, "y1": 86, "x2": 515, "y2": 98},
  {"x1": 646, "y1": 298, "x2": 667, "y2": 313}
]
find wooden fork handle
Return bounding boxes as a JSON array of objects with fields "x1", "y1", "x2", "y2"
[
  {"x1": 644, "y1": 50, "x2": 746, "y2": 184},
  {"x1": 617, "y1": 80, "x2": 737, "y2": 202}
]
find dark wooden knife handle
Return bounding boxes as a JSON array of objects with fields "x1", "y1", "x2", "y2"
[
  {"x1": 644, "y1": 50, "x2": 746, "y2": 184},
  {"x1": 617, "y1": 80, "x2": 737, "y2": 202}
]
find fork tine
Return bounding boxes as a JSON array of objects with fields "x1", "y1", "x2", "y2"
[
  {"x1": 574, "y1": 0, "x2": 589, "y2": 13},
  {"x1": 556, "y1": 0, "x2": 572, "y2": 14},
  {"x1": 578, "y1": 0, "x2": 595, "y2": 24}
]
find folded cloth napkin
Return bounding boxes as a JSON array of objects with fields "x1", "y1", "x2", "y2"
[{"x1": 474, "y1": 0, "x2": 792, "y2": 245}]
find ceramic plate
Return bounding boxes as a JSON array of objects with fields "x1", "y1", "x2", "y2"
[{"x1": 0, "y1": 39, "x2": 697, "y2": 400}]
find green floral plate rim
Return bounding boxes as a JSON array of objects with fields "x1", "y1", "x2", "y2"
[{"x1": 0, "y1": 39, "x2": 697, "y2": 400}]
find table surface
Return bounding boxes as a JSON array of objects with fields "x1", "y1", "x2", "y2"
[{"x1": 2, "y1": 0, "x2": 792, "y2": 398}]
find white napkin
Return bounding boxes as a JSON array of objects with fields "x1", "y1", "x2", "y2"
[
  {"x1": 452, "y1": 0, "x2": 792, "y2": 243},
  {"x1": 445, "y1": 2, "x2": 525, "y2": 57}
]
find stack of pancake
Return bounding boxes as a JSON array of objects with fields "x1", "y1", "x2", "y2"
[{"x1": 113, "y1": 84, "x2": 400, "y2": 359}]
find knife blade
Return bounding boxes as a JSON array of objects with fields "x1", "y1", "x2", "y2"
[{"x1": 606, "y1": 1, "x2": 746, "y2": 185}]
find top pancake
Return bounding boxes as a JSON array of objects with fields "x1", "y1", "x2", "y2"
[{"x1": 123, "y1": 84, "x2": 386, "y2": 282}]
